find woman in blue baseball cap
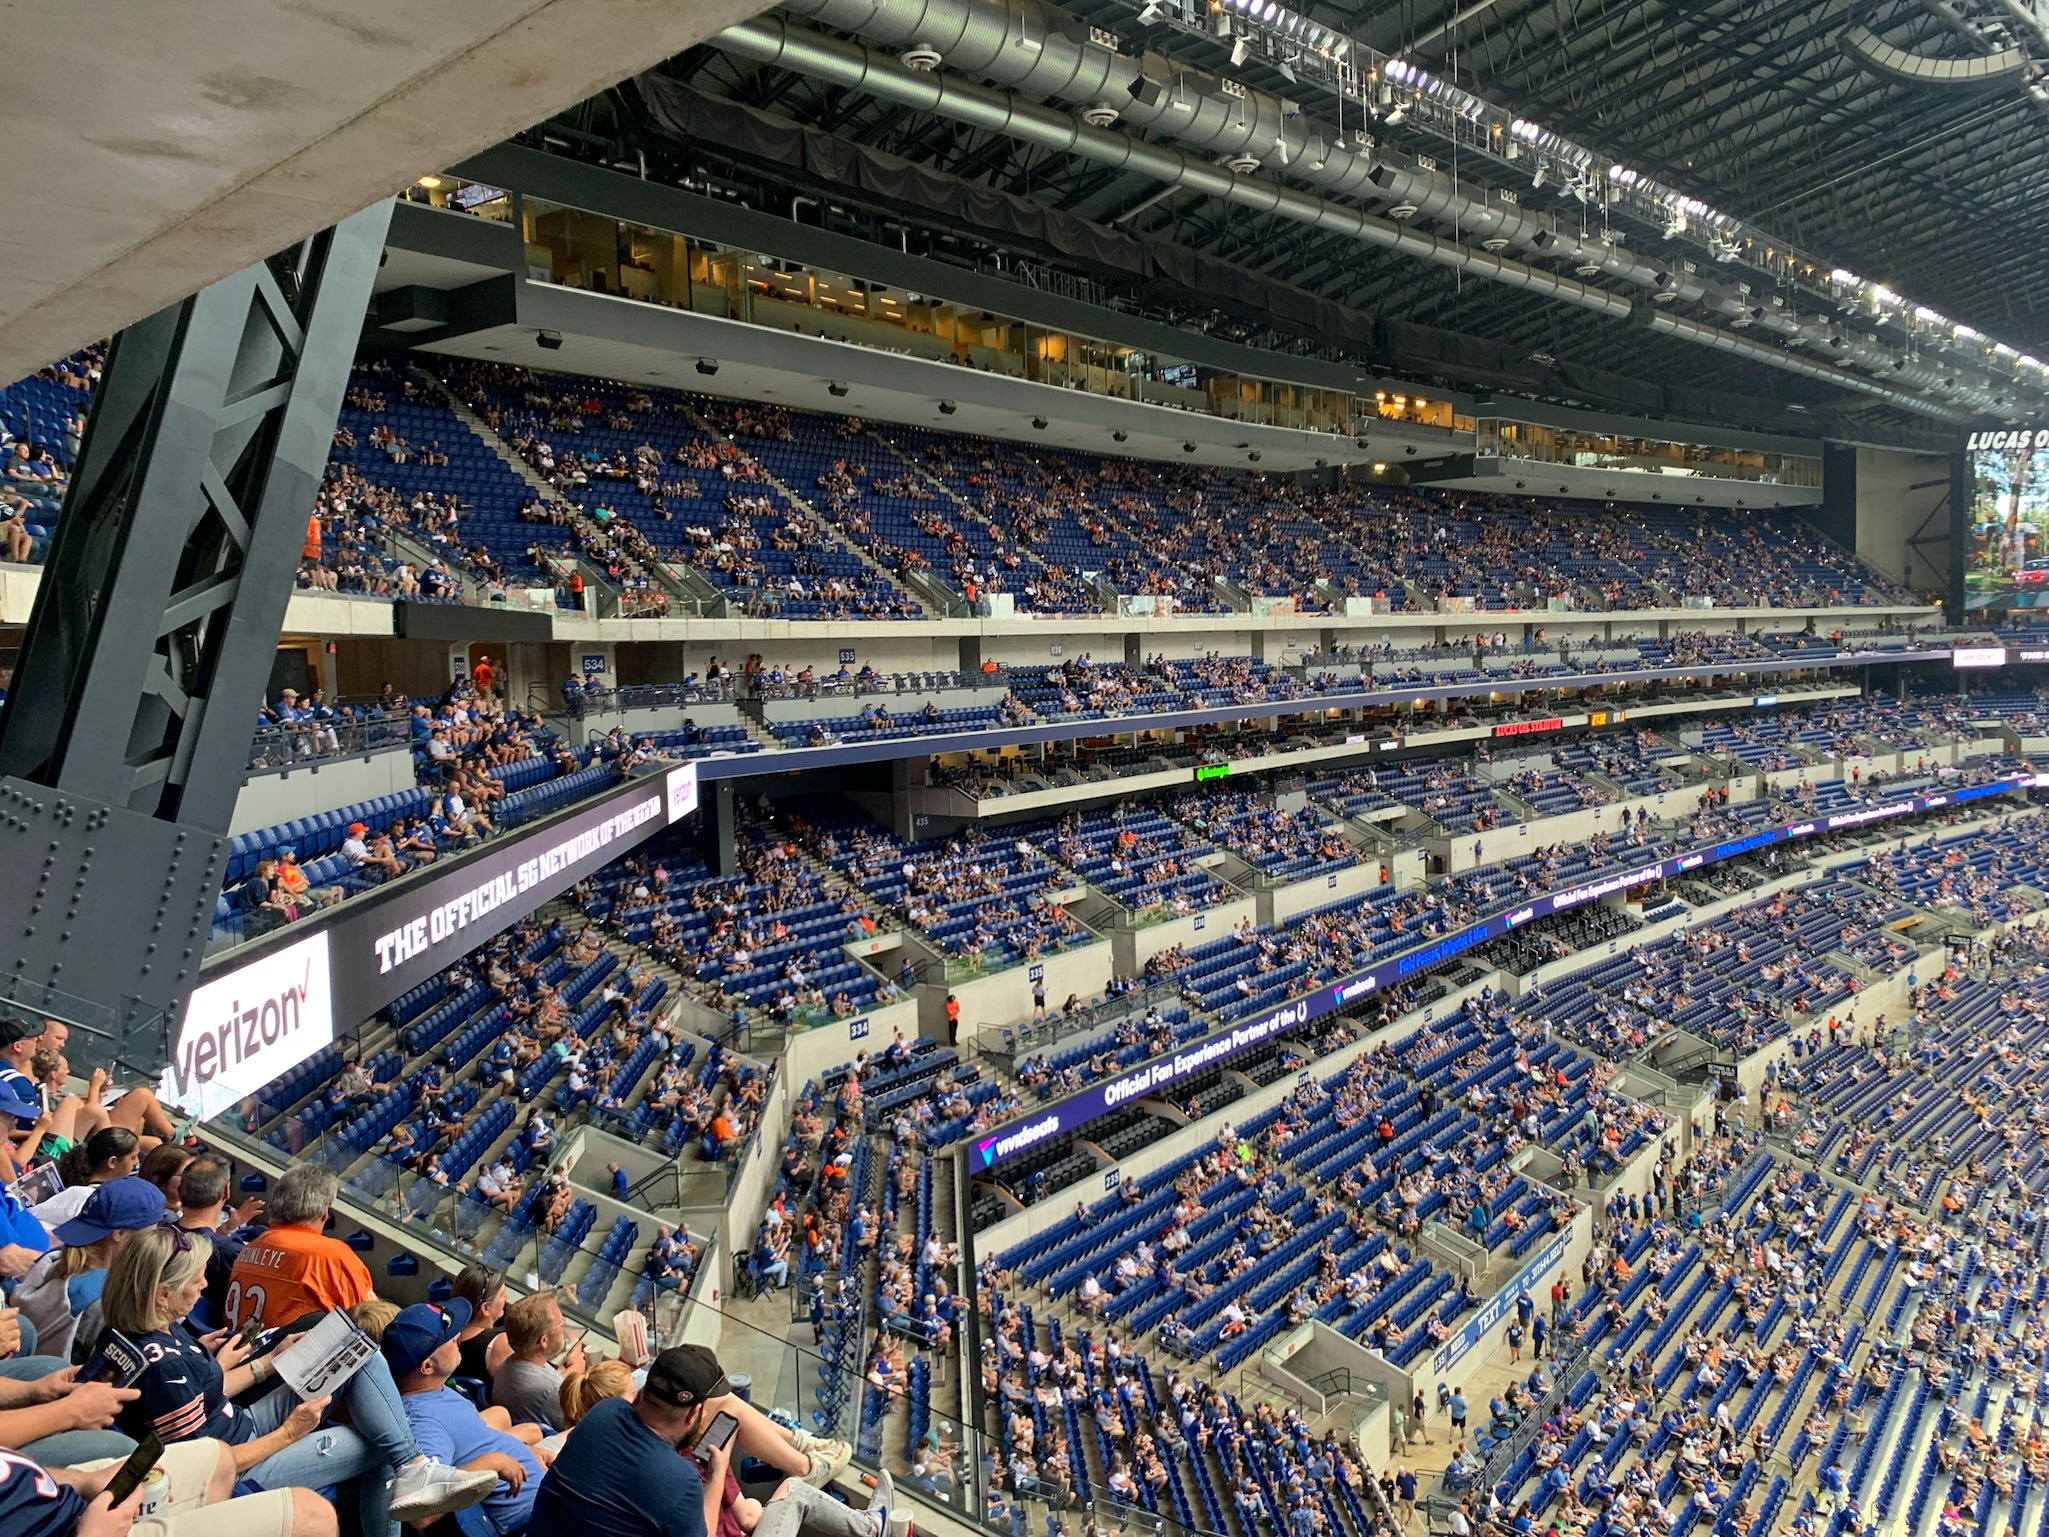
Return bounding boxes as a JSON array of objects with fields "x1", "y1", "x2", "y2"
[{"x1": 14, "y1": 1175, "x2": 165, "y2": 1362}]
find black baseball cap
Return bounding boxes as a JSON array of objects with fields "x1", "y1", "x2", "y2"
[
  {"x1": 0, "y1": 1016, "x2": 44, "y2": 1048},
  {"x1": 641, "y1": 1345, "x2": 729, "y2": 1409}
]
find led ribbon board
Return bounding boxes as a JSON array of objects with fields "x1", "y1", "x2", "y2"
[{"x1": 969, "y1": 774, "x2": 2024, "y2": 1167}]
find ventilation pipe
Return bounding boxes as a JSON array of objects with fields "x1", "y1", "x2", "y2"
[
  {"x1": 752, "y1": 0, "x2": 2021, "y2": 415},
  {"x1": 712, "y1": 13, "x2": 1968, "y2": 420}
]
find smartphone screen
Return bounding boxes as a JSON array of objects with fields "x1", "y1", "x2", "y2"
[
  {"x1": 101, "y1": 1433, "x2": 164, "y2": 1506},
  {"x1": 692, "y1": 1411, "x2": 738, "y2": 1459},
  {"x1": 74, "y1": 1347, "x2": 114, "y2": 1384}
]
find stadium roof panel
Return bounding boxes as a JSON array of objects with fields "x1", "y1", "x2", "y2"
[{"x1": 0, "y1": 0, "x2": 765, "y2": 379}]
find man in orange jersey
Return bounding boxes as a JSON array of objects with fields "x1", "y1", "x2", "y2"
[{"x1": 224, "y1": 1164, "x2": 371, "y2": 1329}]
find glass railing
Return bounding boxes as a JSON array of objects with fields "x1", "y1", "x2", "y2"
[
  {"x1": 200, "y1": 1112, "x2": 715, "y2": 1339},
  {"x1": 992, "y1": 978, "x2": 1180, "y2": 1059},
  {"x1": 686, "y1": 1295, "x2": 1242, "y2": 1537},
  {"x1": 940, "y1": 928, "x2": 1107, "y2": 987},
  {"x1": 206, "y1": 754, "x2": 681, "y2": 959},
  {"x1": 246, "y1": 712, "x2": 413, "y2": 774}
]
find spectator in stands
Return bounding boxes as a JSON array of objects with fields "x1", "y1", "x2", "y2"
[
  {"x1": 383, "y1": 1301, "x2": 549, "y2": 1536},
  {"x1": 224, "y1": 1165, "x2": 371, "y2": 1328},
  {"x1": 15, "y1": 1175, "x2": 164, "y2": 1364},
  {"x1": 472, "y1": 1156, "x2": 523, "y2": 1215},
  {"x1": 340, "y1": 822, "x2": 404, "y2": 882},
  {"x1": 450, "y1": 1263, "x2": 511, "y2": 1386},
  {"x1": 28, "y1": 1016, "x2": 184, "y2": 1164},
  {"x1": 171, "y1": 1153, "x2": 249, "y2": 1330},
  {"x1": 0, "y1": 1436, "x2": 343, "y2": 1537},
  {"x1": 0, "y1": 498, "x2": 34, "y2": 564},
  {"x1": 273, "y1": 848, "x2": 340, "y2": 910},
  {"x1": 556, "y1": 1357, "x2": 634, "y2": 1427},
  {"x1": 492, "y1": 1291, "x2": 582, "y2": 1427},
  {"x1": 0, "y1": 1016, "x2": 92, "y2": 1164},
  {"x1": 531, "y1": 1344, "x2": 886, "y2": 1537},
  {"x1": 0, "y1": 1370, "x2": 138, "y2": 1467},
  {"x1": 101, "y1": 1228, "x2": 500, "y2": 1533},
  {"x1": 53, "y1": 1127, "x2": 141, "y2": 1196},
  {"x1": 139, "y1": 1144, "x2": 193, "y2": 1209},
  {"x1": 642, "y1": 1225, "x2": 696, "y2": 1294}
]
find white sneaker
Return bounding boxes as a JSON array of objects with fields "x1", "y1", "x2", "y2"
[
  {"x1": 802, "y1": 1436, "x2": 853, "y2": 1486},
  {"x1": 867, "y1": 1470, "x2": 894, "y2": 1537},
  {"x1": 389, "y1": 1458, "x2": 501, "y2": 1521}
]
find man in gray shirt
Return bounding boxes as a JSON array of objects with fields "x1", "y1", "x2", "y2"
[{"x1": 492, "y1": 1289, "x2": 584, "y2": 1428}]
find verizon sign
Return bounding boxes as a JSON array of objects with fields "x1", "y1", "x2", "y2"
[
  {"x1": 666, "y1": 761, "x2": 700, "y2": 823},
  {"x1": 161, "y1": 931, "x2": 334, "y2": 1120},
  {"x1": 191, "y1": 764, "x2": 703, "y2": 1048}
]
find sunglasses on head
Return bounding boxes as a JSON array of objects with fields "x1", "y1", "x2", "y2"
[{"x1": 154, "y1": 1220, "x2": 193, "y2": 1276}]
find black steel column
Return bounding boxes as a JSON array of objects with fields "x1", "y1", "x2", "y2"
[
  {"x1": 0, "y1": 201, "x2": 394, "y2": 1059},
  {"x1": 954, "y1": 1137, "x2": 989, "y2": 1521},
  {"x1": 704, "y1": 779, "x2": 740, "y2": 876},
  {"x1": 1948, "y1": 448, "x2": 1970, "y2": 622}
]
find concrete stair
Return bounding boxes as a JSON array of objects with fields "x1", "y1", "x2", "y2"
[
  {"x1": 683, "y1": 406, "x2": 933, "y2": 617},
  {"x1": 429, "y1": 375, "x2": 683, "y2": 617}
]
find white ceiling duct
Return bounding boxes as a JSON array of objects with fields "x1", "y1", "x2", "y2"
[
  {"x1": 736, "y1": 0, "x2": 2024, "y2": 416},
  {"x1": 712, "y1": 13, "x2": 1966, "y2": 419}
]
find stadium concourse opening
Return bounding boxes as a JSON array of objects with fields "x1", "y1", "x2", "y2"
[{"x1": 6, "y1": 2, "x2": 2049, "y2": 1536}]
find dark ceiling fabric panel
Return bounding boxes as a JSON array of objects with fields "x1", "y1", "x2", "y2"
[
  {"x1": 631, "y1": 73, "x2": 1944, "y2": 443},
  {"x1": 640, "y1": 75, "x2": 1391, "y2": 346},
  {"x1": 1383, "y1": 318, "x2": 1547, "y2": 390},
  {"x1": 1554, "y1": 359, "x2": 1662, "y2": 414},
  {"x1": 638, "y1": 74, "x2": 1153, "y2": 278}
]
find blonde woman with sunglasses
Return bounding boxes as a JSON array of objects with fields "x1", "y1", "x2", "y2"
[{"x1": 97, "y1": 1227, "x2": 496, "y2": 1537}]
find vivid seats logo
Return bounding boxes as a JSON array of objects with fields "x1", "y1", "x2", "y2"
[
  {"x1": 161, "y1": 932, "x2": 335, "y2": 1120},
  {"x1": 976, "y1": 1115, "x2": 1062, "y2": 1168}
]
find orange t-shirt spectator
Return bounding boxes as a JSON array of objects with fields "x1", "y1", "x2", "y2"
[
  {"x1": 472, "y1": 657, "x2": 495, "y2": 694},
  {"x1": 707, "y1": 1109, "x2": 737, "y2": 1162},
  {"x1": 224, "y1": 1165, "x2": 371, "y2": 1328},
  {"x1": 302, "y1": 513, "x2": 322, "y2": 562}
]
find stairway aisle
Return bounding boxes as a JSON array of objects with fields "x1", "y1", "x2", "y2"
[{"x1": 685, "y1": 405, "x2": 933, "y2": 617}]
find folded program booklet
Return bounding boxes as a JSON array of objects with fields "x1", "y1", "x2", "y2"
[{"x1": 272, "y1": 1311, "x2": 378, "y2": 1400}]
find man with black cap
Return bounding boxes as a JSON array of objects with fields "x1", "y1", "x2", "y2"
[
  {"x1": 384, "y1": 1299, "x2": 548, "y2": 1536},
  {"x1": 0, "y1": 1016, "x2": 84, "y2": 1159},
  {"x1": 531, "y1": 1344, "x2": 888, "y2": 1537}
]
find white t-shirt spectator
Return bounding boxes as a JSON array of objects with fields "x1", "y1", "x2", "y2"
[{"x1": 341, "y1": 834, "x2": 370, "y2": 865}]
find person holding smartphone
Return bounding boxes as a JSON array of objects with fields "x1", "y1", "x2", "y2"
[
  {"x1": 1, "y1": 1436, "x2": 341, "y2": 1537},
  {"x1": 97, "y1": 1229, "x2": 498, "y2": 1536},
  {"x1": 530, "y1": 1346, "x2": 887, "y2": 1537}
]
